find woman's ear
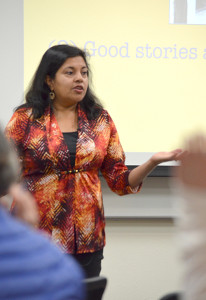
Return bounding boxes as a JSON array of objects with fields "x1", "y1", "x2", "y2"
[{"x1": 45, "y1": 75, "x2": 53, "y2": 90}]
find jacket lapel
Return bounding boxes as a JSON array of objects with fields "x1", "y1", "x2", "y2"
[
  {"x1": 44, "y1": 106, "x2": 72, "y2": 170},
  {"x1": 75, "y1": 105, "x2": 96, "y2": 169}
]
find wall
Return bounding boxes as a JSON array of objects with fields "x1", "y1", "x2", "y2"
[
  {"x1": 23, "y1": 0, "x2": 206, "y2": 154},
  {"x1": 101, "y1": 177, "x2": 183, "y2": 300},
  {"x1": 103, "y1": 176, "x2": 179, "y2": 218},
  {"x1": 0, "y1": 0, "x2": 24, "y2": 128}
]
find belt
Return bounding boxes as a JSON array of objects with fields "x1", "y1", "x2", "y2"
[{"x1": 60, "y1": 169, "x2": 85, "y2": 174}]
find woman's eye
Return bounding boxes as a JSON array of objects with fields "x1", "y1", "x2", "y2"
[
  {"x1": 82, "y1": 71, "x2": 88, "y2": 76},
  {"x1": 66, "y1": 71, "x2": 73, "y2": 75}
]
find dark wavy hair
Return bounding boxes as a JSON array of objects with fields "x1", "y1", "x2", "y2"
[{"x1": 17, "y1": 45, "x2": 103, "y2": 120}]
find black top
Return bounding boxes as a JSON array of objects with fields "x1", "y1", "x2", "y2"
[{"x1": 63, "y1": 132, "x2": 78, "y2": 168}]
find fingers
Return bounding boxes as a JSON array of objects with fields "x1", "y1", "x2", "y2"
[
  {"x1": 165, "y1": 149, "x2": 183, "y2": 162},
  {"x1": 172, "y1": 148, "x2": 182, "y2": 154},
  {"x1": 174, "y1": 150, "x2": 188, "y2": 161}
]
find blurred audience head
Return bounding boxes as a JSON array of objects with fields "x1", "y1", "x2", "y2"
[{"x1": 0, "y1": 127, "x2": 19, "y2": 196}]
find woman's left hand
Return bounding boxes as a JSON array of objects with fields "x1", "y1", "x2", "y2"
[
  {"x1": 151, "y1": 149, "x2": 182, "y2": 165},
  {"x1": 128, "y1": 148, "x2": 183, "y2": 188}
]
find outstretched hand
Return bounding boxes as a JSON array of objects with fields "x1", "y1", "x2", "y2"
[
  {"x1": 151, "y1": 148, "x2": 182, "y2": 165},
  {"x1": 128, "y1": 148, "x2": 182, "y2": 188},
  {"x1": 176, "y1": 135, "x2": 206, "y2": 189}
]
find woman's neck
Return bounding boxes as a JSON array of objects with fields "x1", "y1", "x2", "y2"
[
  {"x1": 53, "y1": 103, "x2": 78, "y2": 132},
  {"x1": 53, "y1": 101, "x2": 78, "y2": 113}
]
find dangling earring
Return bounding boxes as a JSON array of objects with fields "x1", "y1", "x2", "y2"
[{"x1": 49, "y1": 91, "x2": 55, "y2": 100}]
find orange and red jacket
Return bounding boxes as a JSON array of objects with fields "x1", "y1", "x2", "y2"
[{"x1": 6, "y1": 104, "x2": 140, "y2": 254}]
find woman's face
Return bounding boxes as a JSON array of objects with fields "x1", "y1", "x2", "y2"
[{"x1": 47, "y1": 56, "x2": 89, "y2": 107}]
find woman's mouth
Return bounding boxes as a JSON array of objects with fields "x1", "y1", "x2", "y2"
[{"x1": 73, "y1": 85, "x2": 84, "y2": 93}]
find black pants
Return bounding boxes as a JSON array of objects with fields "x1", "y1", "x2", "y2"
[{"x1": 72, "y1": 249, "x2": 104, "y2": 278}]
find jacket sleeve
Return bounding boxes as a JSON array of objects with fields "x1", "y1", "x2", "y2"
[
  {"x1": 5, "y1": 108, "x2": 31, "y2": 160},
  {"x1": 100, "y1": 113, "x2": 141, "y2": 196}
]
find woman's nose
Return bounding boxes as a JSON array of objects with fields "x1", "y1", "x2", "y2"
[{"x1": 74, "y1": 72, "x2": 83, "y2": 82}]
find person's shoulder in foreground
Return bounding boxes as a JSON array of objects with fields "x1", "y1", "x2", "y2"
[{"x1": 0, "y1": 205, "x2": 85, "y2": 300}]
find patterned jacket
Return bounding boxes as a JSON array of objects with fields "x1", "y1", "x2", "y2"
[{"x1": 6, "y1": 104, "x2": 140, "y2": 254}]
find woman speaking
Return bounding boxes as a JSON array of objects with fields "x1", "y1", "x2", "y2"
[{"x1": 6, "y1": 44, "x2": 181, "y2": 277}]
